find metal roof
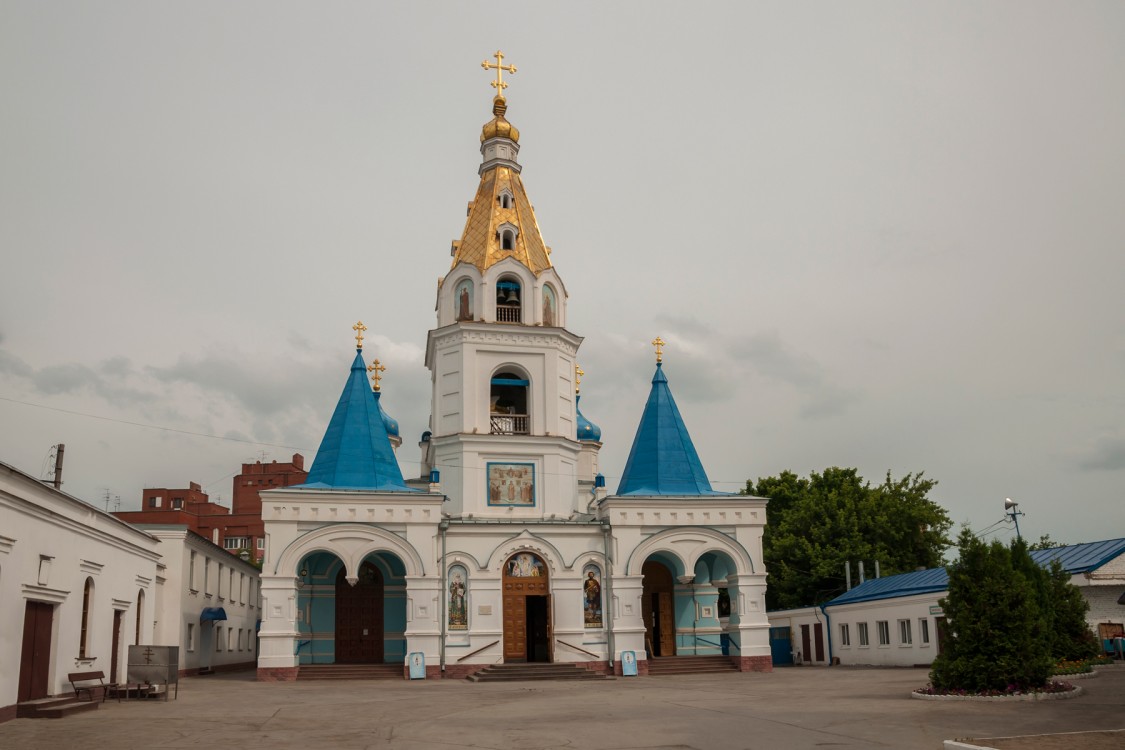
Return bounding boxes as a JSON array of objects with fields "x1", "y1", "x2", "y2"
[
  {"x1": 297, "y1": 350, "x2": 414, "y2": 492},
  {"x1": 615, "y1": 363, "x2": 728, "y2": 496},
  {"x1": 826, "y1": 537, "x2": 1125, "y2": 608}
]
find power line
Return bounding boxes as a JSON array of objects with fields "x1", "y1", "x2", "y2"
[{"x1": 0, "y1": 395, "x2": 311, "y2": 452}]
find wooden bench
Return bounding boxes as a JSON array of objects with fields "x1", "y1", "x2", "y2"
[{"x1": 68, "y1": 671, "x2": 120, "y2": 703}]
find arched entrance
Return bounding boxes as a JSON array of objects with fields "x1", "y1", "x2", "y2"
[
  {"x1": 642, "y1": 559, "x2": 677, "y2": 657},
  {"x1": 502, "y1": 552, "x2": 551, "y2": 663},
  {"x1": 335, "y1": 561, "x2": 383, "y2": 663},
  {"x1": 295, "y1": 550, "x2": 408, "y2": 665}
]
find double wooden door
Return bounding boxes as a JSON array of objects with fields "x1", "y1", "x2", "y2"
[
  {"x1": 502, "y1": 554, "x2": 551, "y2": 663},
  {"x1": 642, "y1": 561, "x2": 676, "y2": 657},
  {"x1": 335, "y1": 562, "x2": 384, "y2": 663},
  {"x1": 19, "y1": 601, "x2": 53, "y2": 702}
]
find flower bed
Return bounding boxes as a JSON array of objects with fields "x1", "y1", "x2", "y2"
[
  {"x1": 1051, "y1": 659, "x2": 1095, "y2": 676},
  {"x1": 911, "y1": 681, "x2": 1082, "y2": 701}
]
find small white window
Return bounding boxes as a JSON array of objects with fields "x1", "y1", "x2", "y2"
[
  {"x1": 919, "y1": 618, "x2": 930, "y2": 645},
  {"x1": 839, "y1": 623, "x2": 850, "y2": 647},
  {"x1": 186, "y1": 623, "x2": 195, "y2": 652},
  {"x1": 256, "y1": 537, "x2": 265, "y2": 550},
  {"x1": 877, "y1": 620, "x2": 891, "y2": 646},
  {"x1": 216, "y1": 628, "x2": 223, "y2": 652},
  {"x1": 228, "y1": 628, "x2": 235, "y2": 651},
  {"x1": 149, "y1": 496, "x2": 161, "y2": 508},
  {"x1": 899, "y1": 619, "x2": 912, "y2": 645},
  {"x1": 858, "y1": 622, "x2": 869, "y2": 647}
]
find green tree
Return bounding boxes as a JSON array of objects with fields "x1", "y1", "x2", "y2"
[
  {"x1": 1046, "y1": 559, "x2": 1099, "y2": 661},
  {"x1": 745, "y1": 468, "x2": 952, "y2": 610},
  {"x1": 1029, "y1": 534, "x2": 1063, "y2": 551},
  {"x1": 929, "y1": 529, "x2": 1052, "y2": 692}
]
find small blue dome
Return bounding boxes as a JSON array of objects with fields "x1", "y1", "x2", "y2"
[
  {"x1": 373, "y1": 391, "x2": 400, "y2": 438},
  {"x1": 575, "y1": 394, "x2": 602, "y2": 442}
]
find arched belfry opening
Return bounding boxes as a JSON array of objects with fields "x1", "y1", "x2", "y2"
[
  {"x1": 502, "y1": 552, "x2": 551, "y2": 663},
  {"x1": 490, "y1": 370, "x2": 529, "y2": 435},
  {"x1": 496, "y1": 278, "x2": 521, "y2": 323}
]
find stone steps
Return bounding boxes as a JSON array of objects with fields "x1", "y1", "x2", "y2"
[
  {"x1": 16, "y1": 696, "x2": 101, "y2": 719},
  {"x1": 298, "y1": 664, "x2": 403, "y2": 680},
  {"x1": 467, "y1": 662, "x2": 609, "y2": 683},
  {"x1": 646, "y1": 655, "x2": 739, "y2": 675}
]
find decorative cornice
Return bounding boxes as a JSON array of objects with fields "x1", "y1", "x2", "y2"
[
  {"x1": 22, "y1": 583, "x2": 69, "y2": 604},
  {"x1": 79, "y1": 559, "x2": 105, "y2": 575}
]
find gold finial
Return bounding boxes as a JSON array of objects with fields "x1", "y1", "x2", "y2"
[
  {"x1": 352, "y1": 320, "x2": 368, "y2": 350},
  {"x1": 368, "y1": 360, "x2": 386, "y2": 392},
  {"x1": 652, "y1": 336, "x2": 666, "y2": 363},
  {"x1": 481, "y1": 50, "x2": 517, "y2": 97},
  {"x1": 575, "y1": 364, "x2": 584, "y2": 394}
]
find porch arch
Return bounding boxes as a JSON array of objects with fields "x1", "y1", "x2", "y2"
[
  {"x1": 624, "y1": 527, "x2": 755, "y2": 578},
  {"x1": 274, "y1": 524, "x2": 427, "y2": 581}
]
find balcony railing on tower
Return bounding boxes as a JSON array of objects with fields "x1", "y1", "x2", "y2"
[
  {"x1": 490, "y1": 414, "x2": 529, "y2": 435},
  {"x1": 496, "y1": 305, "x2": 521, "y2": 323}
]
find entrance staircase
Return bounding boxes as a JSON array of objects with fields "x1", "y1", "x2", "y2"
[
  {"x1": 297, "y1": 664, "x2": 403, "y2": 680},
  {"x1": 467, "y1": 662, "x2": 609, "y2": 683},
  {"x1": 16, "y1": 697, "x2": 101, "y2": 719},
  {"x1": 646, "y1": 655, "x2": 739, "y2": 676}
]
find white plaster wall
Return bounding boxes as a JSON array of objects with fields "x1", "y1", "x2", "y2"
[
  {"x1": 1084, "y1": 586, "x2": 1125, "y2": 631},
  {"x1": 825, "y1": 593, "x2": 945, "y2": 667},
  {"x1": 143, "y1": 528, "x2": 261, "y2": 674},
  {"x1": 0, "y1": 464, "x2": 161, "y2": 709}
]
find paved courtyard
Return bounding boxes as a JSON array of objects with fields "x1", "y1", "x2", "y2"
[{"x1": 2, "y1": 665, "x2": 1122, "y2": 749}]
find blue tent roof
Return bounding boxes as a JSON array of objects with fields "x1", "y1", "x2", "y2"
[
  {"x1": 615, "y1": 363, "x2": 727, "y2": 496},
  {"x1": 296, "y1": 350, "x2": 414, "y2": 492},
  {"x1": 826, "y1": 537, "x2": 1125, "y2": 607},
  {"x1": 575, "y1": 394, "x2": 601, "y2": 442}
]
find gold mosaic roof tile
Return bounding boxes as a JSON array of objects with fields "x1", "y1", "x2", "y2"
[{"x1": 451, "y1": 163, "x2": 553, "y2": 275}]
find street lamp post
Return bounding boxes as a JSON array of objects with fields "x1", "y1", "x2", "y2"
[{"x1": 1004, "y1": 498, "x2": 1024, "y2": 541}]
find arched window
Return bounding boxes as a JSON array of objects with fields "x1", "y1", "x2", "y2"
[
  {"x1": 495, "y1": 279, "x2": 522, "y2": 323},
  {"x1": 498, "y1": 192, "x2": 513, "y2": 209},
  {"x1": 80, "y1": 577, "x2": 94, "y2": 658},
  {"x1": 490, "y1": 370, "x2": 529, "y2": 434},
  {"x1": 501, "y1": 229, "x2": 515, "y2": 250},
  {"x1": 135, "y1": 589, "x2": 145, "y2": 644}
]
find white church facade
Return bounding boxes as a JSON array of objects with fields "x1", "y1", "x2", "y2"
[{"x1": 256, "y1": 63, "x2": 772, "y2": 679}]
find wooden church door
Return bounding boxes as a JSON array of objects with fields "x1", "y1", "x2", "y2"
[
  {"x1": 335, "y1": 562, "x2": 384, "y2": 663},
  {"x1": 502, "y1": 553, "x2": 550, "y2": 662},
  {"x1": 642, "y1": 560, "x2": 676, "y2": 657}
]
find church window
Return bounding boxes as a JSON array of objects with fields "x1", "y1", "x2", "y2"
[
  {"x1": 839, "y1": 623, "x2": 850, "y2": 647},
  {"x1": 186, "y1": 623, "x2": 195, "y2": 652},
  {"x1": 79, "y1": 577, "x2": 94, "y2": 658},
  {"x1": 857, "y1": 622, "x2": 869, "y2": 647},
  {"x1": 135, "y1": 589, "x2": 145, "y2": 644},
  {"x1": 489, "y1": 370, "x2": 529, "y2": 434},
  {"x1": 498, "y1": 192, "x2": 513, "y2": 209},
  {"x1": 501, "y1": 229, "x2": 515, "y2": 250}
]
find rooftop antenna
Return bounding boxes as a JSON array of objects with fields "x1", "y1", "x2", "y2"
[{"x1": 1004, "y1": 498, "x2": 1024, "y2": 541}]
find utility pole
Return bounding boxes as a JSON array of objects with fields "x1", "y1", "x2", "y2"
[{"x1": 52, "y1": 443, "x2": 65, "y2": 489}]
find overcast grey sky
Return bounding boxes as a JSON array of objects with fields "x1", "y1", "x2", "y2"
[{"x1": 1, "y1": 2, "x2": 1122, "y2": 546}]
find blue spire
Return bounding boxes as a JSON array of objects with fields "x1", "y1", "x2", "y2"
[
  {"x1": 616, "y1": 362, "x2": 727, "y2": 496},
  {"x1": 299, "y1": 350, "x2": 413, "y2": 491},
  {"x1": 575, "y1": 394, "x2": 602, "y2": 442}
]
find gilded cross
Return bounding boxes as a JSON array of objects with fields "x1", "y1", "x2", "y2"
[
  {"x1": 652, "y1": 337, "x2": 666, "y2": 363},
  {"x1": 575, "y1": 364, "x2": 584, "y2": 393},
  {"x1": 352, "y1": 320, "x2": 367, "y2": 350},
  {"x1": 368, "y1": 360, "x2": 386, "y2": 392},
  {"x1": 481, "y1": 50, "x2": 517, "y2": 96}
]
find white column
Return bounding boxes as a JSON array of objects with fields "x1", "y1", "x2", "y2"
[{"x1": 256, "y1": 573, "x2": 299, "y2": 671}]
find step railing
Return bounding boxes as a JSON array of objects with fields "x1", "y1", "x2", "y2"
[
  {"x1": 556, "y1": 639, "x2": 600, "y2": 659},
  {"x1": 457, "y1": 639, "x2": 500, "y2": 663}
]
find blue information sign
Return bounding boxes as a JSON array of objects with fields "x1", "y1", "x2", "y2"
[
  {"x1": 621, "y1": 650, "x2": 638, "y2": 677},
  {"x1": 408, "y1": 652, "x2": 426, "y2": 679}
]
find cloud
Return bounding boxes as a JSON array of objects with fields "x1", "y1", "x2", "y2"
[
  {"x1": 1078, "y1": 436, "x2": 1125, "y2": 471},
  {"x1": 731, "y1": 333, "x2": 862, "y2": 418},
  {"x1": 0, "y1": 348, "x2": 34, "y2": 378}
]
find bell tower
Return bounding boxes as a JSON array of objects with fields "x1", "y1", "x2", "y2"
[{"x1": 424, "y1": 53, "x2": 598, "y2": 519}]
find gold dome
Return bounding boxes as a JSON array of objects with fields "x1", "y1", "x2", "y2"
[{"x1": 480, "y1": 96, "x2": 520, "y2": 143}]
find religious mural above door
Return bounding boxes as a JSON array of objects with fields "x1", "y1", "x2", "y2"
[
  {"x1": 448, "y1": 564, "x2": 468, "y2": 630},
  {"x1": 583, "y1": 564, "x2": 603, "y2": 628},
  {"x1": 487, "y1": 462, "x2": 535, "y2": 506},
  {"x1": 505, "y1": 552, "x2": 545, "y2": 578}
]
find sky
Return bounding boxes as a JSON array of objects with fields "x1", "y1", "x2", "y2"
[{"x1": 1, "y1": 2, "x2": 1122, "y2": 547}]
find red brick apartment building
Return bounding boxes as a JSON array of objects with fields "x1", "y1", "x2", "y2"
[{"x1": 114, "y1": 454, "x2": 307, "y2": 562}]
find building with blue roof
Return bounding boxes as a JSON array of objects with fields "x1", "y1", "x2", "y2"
[
  {"x1": 256, "y1": 65, "x2": 773, "y2": 680},
  {"x1": 767, "y1": 538, "x2": 1125, "y2": 668}
]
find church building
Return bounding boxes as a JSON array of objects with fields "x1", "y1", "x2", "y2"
[{"x1": 256, "y1": 55, "x2": 772, "y2": 679}]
